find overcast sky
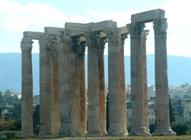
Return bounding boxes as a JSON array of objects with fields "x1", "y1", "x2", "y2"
[{"x1": 0, "y1": 0, "x2": 190, "y2": 57}]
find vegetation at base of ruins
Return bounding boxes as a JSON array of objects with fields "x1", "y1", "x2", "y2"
[
  {"x1": 169, "y1": 98, "x2": 175, "y2": 123},
  {"x1": 2, "y1": 90, "x2": 191, "y2": 138},
  {"x1": 171, "y1": 122, "x2": 191, "y2": 135},
  {"x1": 0, "y1": 121, "x2": 16, "y2": 131},
  {"x1": 33, "y1": 105, "x2": 40, "y2": 135},
  {"x1": 0, "y1": 90, "x2": 21, "y2": 132},
  {"x1": 8, "y1": 136, "x2": 191, "y2": 140},
  {"x1": 0, "y1": 90, "x2": 40, "y2": 135},
  {"x1": 149, "y1": 124, "x2": 156, "y2": 133}
]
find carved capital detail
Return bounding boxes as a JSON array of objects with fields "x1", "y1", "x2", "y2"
[
  {"x1": 47, "y1": 34, "x2": 58, "y2": 48},
  {"x1": 141, "y1": 30, "x2": 149, "y2": 40},
  {"x1": 108, "y1": 29, "x2": 127, "y2": 46},
  {"x1": 87, "y1": 31, "x2": 107, "y2": 52},
  {"x1": 153, "y1": 18, "x2": 167, "y2": 36},
  {"x1": 127, "y1": 23, "x2": 145, "y2": 38},
  {"x1": 58, "y1": 32, "x2": 72, "y2": 46},
  {"x1": 107, "y1": 29, "x2": 119, "y2": 44},
  {"x1": 21, "y1": 37, "x2": 33, "y2": 52},
  {"x1": 121, "y1": 33, "x2": 128, "y2": 41},
  {"x1": 71, "y1": 35, "x2": 86, "y2": 57}
]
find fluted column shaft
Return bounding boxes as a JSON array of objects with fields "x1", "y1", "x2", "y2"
[
  {"x1": 39, "y1": 34, "x2": 61, "y2": 137},
  {"x1": 59, "y1": 36, "x2": 72, "y2": 136},
  {"x1": 70, "y1": 36, "x2": 86, "y2": 136},
  {"x1": 141, "y1": 31, "x2": 150, "y2": 134},
  {"x1": 39, "y1": 35, "x2": 51, "y2": 136},
  {"x1": 153, "y1": 18, "x2": 175, "y2": 136},
  {"x1": 87, "y1": 32, "x2": 106, "y2": 136},
  {"x1": 49, "y1": 42, "x2": 60, "y2": 136},
  {"x1": 129, "y1": 23, "x2": 149, "y2": 136},
  {"x1": 59, "y1": 35, "x2": 86, "y2": 136},
  {"x1": 21, "y1": 37, "x2": 33, "y2": 137},
  {"x1": 78, "y1": 55, "x2": 86, "y2": 135},
  {"x1": 108, "y1": 29, "x2": 128, "y2": 136}
]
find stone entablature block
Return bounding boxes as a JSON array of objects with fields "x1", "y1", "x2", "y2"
[{"x1": 131, "y1": 9, "x2": 165, "y2": 23}]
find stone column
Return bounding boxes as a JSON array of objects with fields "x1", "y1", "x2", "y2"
[
  {"x1": 77, "y1": 49, "x2": 86, "y2": 136},
  {"x1": 21, "y1": 37, "x2": 33, "y2": 137},
  {"x1": 141, "y1": 30, "x2": 150, "y2": 134},
  {"x1": 49, "y1": 36, "x2": 60, "y2": 136},
  {"x1": 107, "y1": 28, "x2": 128, "y2": 136},
  {"x1": 59, "y1": 34, "x2": 86, "y2": 136},
  {"x1": 58, "y1": 35, "x2": 72, "y2": 136},
  {"x1": 39, "y1": 35, "x2": 51, "y2": 136},
  {"x1": 153, "y1": 18, "x2": 176, "y2": 136},
  {"x1": 70, "y1": 36, "x2": 86, "y2": 136},
  {"x1": 87, "y1": 32, "x2": 106, "y2": 136},
  {"x1": 129, "y1": 23, "x2": 150, "y2": 136}
]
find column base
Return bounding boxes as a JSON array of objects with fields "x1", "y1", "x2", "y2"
[
  {"x1": 15, "y1": 131, "x2": 34, "y2": 139},
  {"x1": 152, "y1": 128, "x2": 176, "y2": 136},
  {"x1": 108, "y1": 129, "x2": 128, "y2": 136},
  {"x1": 86, "y1": 130, "x2": 107, "y2": 137},
  {"x1": 59, "y1": 127, "x2": 71, "y2": 137},
  {"x1": 39, "y1": 135, "x2": 59, "y2": 138},
  {"x1": 38, "y1": 132, "x2": 45, "y2": 137},
  {"x1": 71, "y1": 131, "x2": 86, "y2": 137},
  {"x1": 59, "y1": 132, "x2": 70, "y2": 137},
  {"x1": 39, "y1": 131, "x2": 59, "y2": 138},
  {"x1": 131, "y1": 127, "x2": 151, "y2": 136}
]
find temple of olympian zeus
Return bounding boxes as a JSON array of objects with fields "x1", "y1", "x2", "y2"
[{"x1": 20, "y1": 9, "x2": 176, "y2": 137}]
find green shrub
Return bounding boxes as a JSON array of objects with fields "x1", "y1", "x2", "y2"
[
  {"x1": 149, "y1": 124, "x2": 156, "y2": 133},
  {"x1": 172, "y1": 122, "x2": 188, "y2": 135},
  {"x1": 0, "y1": 120, "x2": 16, "y2": 131}
]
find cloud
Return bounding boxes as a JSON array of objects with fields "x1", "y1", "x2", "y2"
[
  {"x1": 162, "y1": 0, "x2": 191, "y2": 57},
  {"x1": 0, "y1": 0, "x2": 191, "y2": 57},
  {"x1": 0, "y1": 0, "x2": 65, "y2": 32},
  {"x1": 0, "y1": 0, "x2": 92, "y2": 33},
  {"x1": 0, "y1": 0, "x2": 136, "y2": 32},
  {"x1": 0, "y1": 0, "x2": 23, "y2": 14},
  {"x1": 85, "y1": 9, "x2": 135, "y2": 26}
]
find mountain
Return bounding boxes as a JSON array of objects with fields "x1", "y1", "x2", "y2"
[
  {"x1": 0, "y1": 53, "x2": 191, "y2": 94},
  {"x1": 0, "y1": 53, "x2": 39, "y2": 94}
]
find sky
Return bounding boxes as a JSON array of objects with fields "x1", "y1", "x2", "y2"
[{"x1": 0, "y1": 0, "x2": 191, "y2": 57}]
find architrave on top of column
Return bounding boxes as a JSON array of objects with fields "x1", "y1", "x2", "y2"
[
  {"x1": 44, "y1": 27, "x2": 65, "y2": 35},
  {"x1": 64, "y1": 20, "x2": 117, "y2": 37},
  {"x1": 131, "y1": 9, "x2": 165, "y2": 23},
  {"x1": 23, "y1": 31, "x2": 44, "y2": 40}
]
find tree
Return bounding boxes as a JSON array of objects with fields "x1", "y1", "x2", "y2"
[
  {"x1": 169, "y1": 97, "x2": 175, "y2": 123},
  {"x1": 106, "y1": 93, "x2": 109, "y2": 131},
  {"x1": 33, "y1": 105, "x2": 40, "y2": 135},
  {"x1": 0, "y1": 90, "x2": 3, "y2": 105},
  {"x1": 9, "y1": 101, "x2": 21, "y2": 120},
  {"x1": 186, "y1": 122, "x2": 191, "y2": 135},
  {"x1": 171, "y1": 122, "x2": 188, "y2": 135},
  {"x1": 0, "y1": 90, "x2": 22, "y2": 131},
  {"x1": 149, "y1": 124, "x2": 156, "y2": 133},
  {"x1": 0, "y1": 120, "x2": 16, "y2": 131}
]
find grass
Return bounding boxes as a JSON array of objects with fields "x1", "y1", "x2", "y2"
[{"x1": 11, "y1": 136, "x2": 191, "y2": 140}]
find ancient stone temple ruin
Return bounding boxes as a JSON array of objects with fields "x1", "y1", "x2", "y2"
[{"x1": 20, "y1": 9, "x2": 176, "y2": 137}]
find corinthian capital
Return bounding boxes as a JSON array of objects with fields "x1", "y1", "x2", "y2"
[
  {"x1": 87, "y1": 31, "x2": 107, "y2": 51},
  {"x1": 141, "y1": 30, "x2": 149, "y2": 40},
  {"x1": 127, "y1": 23, "x2": 145, "y2": 38},
  {"x1": 153, "y1": 18, "x2": 167, "y2": 34},
  {"x1": 107, "y1": 28, "x2": 127, "y2": 46},
  {"x1": 21, "y1": 37, "x2": 33, "y2": 52},
  {"x1": 71, "y1": 35, "x2": 87, "y2": 56},
  {"x1": 47, "y1": 34, "x2": 58, "y2": 48}
]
